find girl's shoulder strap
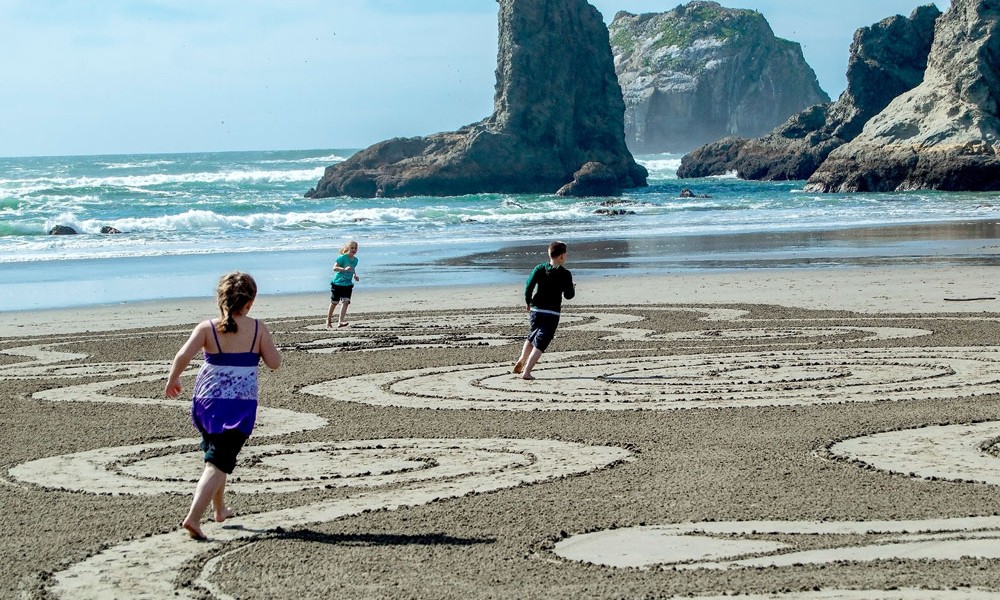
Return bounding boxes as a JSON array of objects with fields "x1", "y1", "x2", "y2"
[
  {"x1": 208, "y1": 319, "x2": 222, "y2": 353},
  {"x1": 250, "y1": 319, "x2": 260, "y2": 353}
]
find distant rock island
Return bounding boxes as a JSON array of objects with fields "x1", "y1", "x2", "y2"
[
  {"x1": 609, "y1": 1, "x2": 828, "y2": 154},
  {"x1": 307, "y1": 0, "x2": 647, "y2": 199},
  {"x1": 678, "y1": 5, "x2": 941, "y2": 180},
  {"x1": 806, "y1": 0, "x2": 1000, "y2": 192}
]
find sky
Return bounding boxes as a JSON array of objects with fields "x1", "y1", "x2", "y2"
[{"x1": 0, "y1": 0, "x2": 950, "y2": 158}]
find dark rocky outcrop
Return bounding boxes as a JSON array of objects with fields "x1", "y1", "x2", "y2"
[
  {"x1": 308, "y1": 0, "x2": 647, "y2": 199},
  {"x1": 806, "y1": 0, "x2": 1000, "y2": 192},
  {"x1": 610, "y1": 1, "x2": 828, "y2": 154},
  {"x1": 556, "y1": 162, "x2": 621, "y2": 197},
  {"x1": 48, "y1": 225, "x2": 77, "y2": 235},
  {"x1": 100, "y1": 226, "x2": 122, "y2": 234},
  {"x1": 594, "y1": 208, "x2": 636, "y2": 215},
  {"x1": 678, "y1": 187, "x2": 710, "y2": 198},
  {"x1": 678, "y1": 5, "x2": 941, "y2": 180}
]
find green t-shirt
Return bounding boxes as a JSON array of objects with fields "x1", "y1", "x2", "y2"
[{"x1": 331, "y1": 254, "x2": 358, "y2": 286}]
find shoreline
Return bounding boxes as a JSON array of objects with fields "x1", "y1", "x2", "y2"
[
  {"x1": 4, "y1": 217, "x2": 1000, "y2": 314},
  {"x1": 3, "y1": 264, "x2": 998, "y2": 338}
]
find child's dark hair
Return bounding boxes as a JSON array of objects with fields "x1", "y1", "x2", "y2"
[
  {"x1": 216, "y1": 272, "x2": 257, "y2": 334},
  {"x1": 548, "y1": 240, "x2": 568, "y2": 258}
]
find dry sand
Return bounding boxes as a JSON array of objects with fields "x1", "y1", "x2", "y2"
[{"x1": 3, "y1": 266, "x2": 1000, "y2": 599}]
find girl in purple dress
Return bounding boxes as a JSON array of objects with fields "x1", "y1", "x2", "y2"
[{"x1": 165, "y1": 272, "x2": 281, "y2": 540}]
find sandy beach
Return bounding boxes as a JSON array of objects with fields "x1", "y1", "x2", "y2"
[{"x1": 4, "y1": 266, "x2": 1000, "y2": 599}]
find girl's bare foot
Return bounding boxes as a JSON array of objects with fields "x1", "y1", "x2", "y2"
[
  {"x1": 182, "y1": 519, "x2": 207, "y2": 541},
  {"x1": 513, "y1": 360, "x2": 524, "y2": 374},
  {"x1": 325, "y1": 320, "x2": 332, "y2": 328},
  {"x1": 214, "y1": 507, "x2": 236, "y2": 523},
  {"x1": 338, "y1": 322, "x2": 349, "y2": 327},
  {"x1": 521, "y1": 373, "x2": 535, "y2": 381}
]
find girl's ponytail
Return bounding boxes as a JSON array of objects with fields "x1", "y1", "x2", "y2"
[
  {"x1": 219, "y1": 306, "x2": 238, "y2": 334},
  {"x1": 215, "y1": 272, "x2": 258, "y2": 334}
]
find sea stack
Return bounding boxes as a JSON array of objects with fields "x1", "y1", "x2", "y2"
[
  {"x1": 610, "y1": 1, "x2": 828, "y2": 154},
  {"x1": 805, "y1": 0, "x2": 1000, "y2": 192},
  {"x1": 307, "y1": 0, "x2": 647, "y2": 199},
  {"x1": 678, "y1": 5, "x2": 940, "y2": 180}
]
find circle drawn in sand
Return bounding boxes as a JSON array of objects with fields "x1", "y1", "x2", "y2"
[
  {"x1": 301, "y1": 312, "x2": 541, "y2": 331},
  {"x1": 653, "y1": 326, "x2": 931, "y2": 344},
  {"x1": 553, "y1": 516, "x2": 1000, "y2": 570},
  {"x1": 0, "y1": 361, "x2": 169, "y2": 379},
  {"x1": 288, "y1": 311, "x2": 931, "y2": 353},
  {"x1": 12, "y1": 439, "x2": 542, "y2": 495},
  {"x1": 302, "y1": 347, "x2": 1000, "y2": 411},
  {"x1": 47, "y1": 438, "x2": 630, "y2": 600},
  {"x1": 827, "y1": 421, "x2": 1000, "y2": 485},
  {"x1": 298, "y1": 332, "x2": 515, "y2": 353},
  {"x1": 290, "y1": 311, "x2": 593, "y2": 353}
]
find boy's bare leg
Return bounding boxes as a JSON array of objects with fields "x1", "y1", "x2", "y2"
[
  {"x1": 182, "y1": 463, "x2": 227, "y2": 540},
  {"x1": 326, "y1": 303, "x2": 337, "y2": 328},
  {"x1": 513, "y1": 340, "x2": 532, "y2": 373},
  {"x1": 521, "y1": 347, "x2": 544, "y2": 380},
  {"x1": 338, "y1": 301, "x2": 350, "y2": 326}
]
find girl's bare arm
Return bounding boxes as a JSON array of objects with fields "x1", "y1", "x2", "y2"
[
  {"x1": 258, "y1": 324, "x2": 281, "y2": 370},
  {"x1": 165, "y1": 322, "x2": 208, "y2": 397}
]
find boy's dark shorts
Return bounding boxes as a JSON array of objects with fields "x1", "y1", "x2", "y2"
[
  {"x1": 527, "y1": 310, "x2": 560, "y2": 352},
  {"x1": 200, "y1": 429, "x2": 249, "y2": 474},
  {"x1": 330, "y1": 283, "x2": 354, "y2": 304}
]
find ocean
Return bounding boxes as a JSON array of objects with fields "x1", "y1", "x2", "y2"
[{"x1": 2, "y1": 148, "x2": 1000, "y2": 312}]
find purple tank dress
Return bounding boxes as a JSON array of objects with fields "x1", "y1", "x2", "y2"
[{"x1": 191, "y1": 320, "x2": 260, "y2": 437}]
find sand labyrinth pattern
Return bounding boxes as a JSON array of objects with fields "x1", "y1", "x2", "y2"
[
  {"x1": 288, "y1": 309, "x2": 931, "y2": 352},
  {"x1": 554, "y1": 416, "x2": 1000, "y2": 598},
  {"x1": 0, "y1": 341, "x2": 629, "y2": 598},
  {"x1": 4, "y1": 310, "x2": 1000, "y2": 598},
  {"x1": 302, "y1": 347, "x2": 1000, "y2": 411}
]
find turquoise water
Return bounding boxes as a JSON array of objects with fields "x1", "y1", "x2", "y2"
[{"x1": 2, "y1": 148, "x2": 1000, "y2": 311}]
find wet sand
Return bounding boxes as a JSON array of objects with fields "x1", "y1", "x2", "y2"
[{"x1": 3, "y1": 267, "x2": 1000, "y2": 599}]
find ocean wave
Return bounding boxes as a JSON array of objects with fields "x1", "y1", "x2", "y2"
[
  {"x1": 21, "y1": 201, "x2": 615, "y2": 238},
  {"x1": 18, "y1": 193, "x2": 994, "y2": 240},
  {"x1": 67, "y1": 206, "x2": 430, "y2": 234},
  {"x1": 258, "y1": 153, "x2": 347, "y2": 165},
  {"x1": 98, "y1": 159, "x2": 176, "y2": 170},
  {"x1": 0, "y1": 234, "x2": 342, "y2": 263},
  {"x1": 636, "y1": 155, "x2": 682, "y2": 180},
  {"x1": 0, "y1": 167, "x2": 325, "y2": 196}
]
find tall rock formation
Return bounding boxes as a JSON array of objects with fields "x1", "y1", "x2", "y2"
[
  {"x1": 609, "y1": 1, "x2": 829, "y2": 154},
  {"x1": 307, "y1": 0, "x2": 647, "y2": 199},
  {"x1": 805, "y1": 0, "x2": 1000, "y2": 192},
  {"x1": 678, "y1": 5, "x2": 941, "y2": 180}
]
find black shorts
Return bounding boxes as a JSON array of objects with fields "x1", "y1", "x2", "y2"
[
  {"x1": 330, "y1": 283, "x2": 354, "y2": 303},
  {"x1": 527, "y1": 310, "x2": 560, "y2": 352},
  {"x1": 200, "y1": 429, "x2": 249, "y2": 474}
]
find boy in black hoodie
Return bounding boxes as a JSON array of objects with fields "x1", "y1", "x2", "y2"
[{"x1": 513, "y1": 240, "x2": 575, "y2": 380}]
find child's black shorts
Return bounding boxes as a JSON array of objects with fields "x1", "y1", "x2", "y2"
[
  {"x1": 330, "y1": 283, "x2": 354, "y2": 303},
  {"x1": 527, "y1": 310, "x2": 560, "y2": 352},
  {"x1": 200, "y1": 429, "x2": 249, "y2": 474}
]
